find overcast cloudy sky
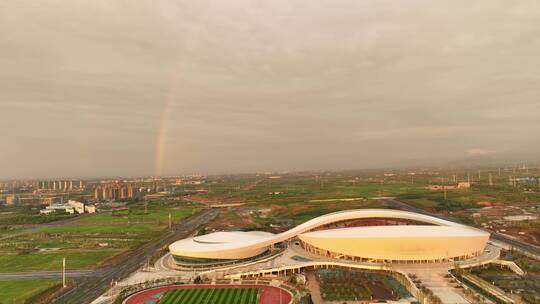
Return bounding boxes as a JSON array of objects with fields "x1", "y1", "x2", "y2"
[{"x1": 1, "y1": 0, "x2": 539, "y2": 179}]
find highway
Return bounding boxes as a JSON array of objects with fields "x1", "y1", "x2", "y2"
[
  {"x1": 383, "y1": 199, "x2": 540, "y2": 257},
  {"x1": 49, "y1": 208, "x2": 219, "y2": 304},
  {"x1": 0, "y1": 269, "x2": 96, "y2": 280}
]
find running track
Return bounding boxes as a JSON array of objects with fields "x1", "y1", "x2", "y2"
[{"x1": 124, "y1": 284, "x2": 292, "y2": 304}]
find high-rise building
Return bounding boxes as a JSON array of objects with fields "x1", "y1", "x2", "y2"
[
  {"x1": 102, "y1": 187, "x2": 109, "y2": 200},
  {"x1": 94, "y1": 183, "x2": 138, "y2": 202},
  {"x1": 111, "y1": 188, "x2": 119, "y2": 200},
  {"x1": 120, "y1": 187, "x2": 128, "y2": 199},
  {"x1": 127, "y1": 184, "x2": 136, "y2": 199},
  {"x1": 94, "y1": 187, "x2": 103, "y2": 201},
  {"x1": 6, "y1": 196, "x2": 17, "y2": 205}
]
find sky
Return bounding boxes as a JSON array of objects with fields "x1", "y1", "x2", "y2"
[{"x1": 1, "y1": 0, "x2": 539, "y2": 179}]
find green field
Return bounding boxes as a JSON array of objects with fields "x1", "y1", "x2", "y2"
[
  {"x1": 74, "y1": 207, "x2": 200, "y2": 225},
  {"x1": 200, "y1": 170, "x2": 540, "y2": 208},
  {"x1": 190, "y1": 170, "x2": 540, "y2": 230},
  {"x1": 0, "y1": 201, "x2": 200, "y2": 272},
  {"x1": 0, "y1": 205, "x2": 76, "y2": 226},
  {"x1": 39, "y1": 223, "x2": 164, "y2": 235},
  {"x1": 159, "y1": 287, "x2": 260, "y2": 304},
  {"x1": 0, "y1": 251, "x2": 117, "y2": 272},
  {"x1": 0, "y1": 279, "x2": 60, "y2": 304}
]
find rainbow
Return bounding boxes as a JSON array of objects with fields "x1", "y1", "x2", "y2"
[
  {"x1": 153, "y1": 8, "x2": 212, "y2": 177},
  {"x1": 154, "y1": 72, "x2": 178, "y2": 177}
]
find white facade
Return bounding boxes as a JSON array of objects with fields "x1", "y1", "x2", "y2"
[
  {"x1": 299, "y1": 225, "x2": 487, "y2": 261},
  {"x1": 84, "y1": 204, "x2": 96, "y2": 213},
  {"x1": 68, "y1": 200, "x2": 84, "y2": 214},
  {"x1": 169, "y1": 209, "x2": 490, "y2": 263}
]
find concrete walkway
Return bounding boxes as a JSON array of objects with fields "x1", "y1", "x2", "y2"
[
  {"x1": 306, "y1": 271, "x2": 324, "y2": 304},
  {"x1": 412, "y1": 269, "x2": 468, "y2": 304},
  {"x1": 462, "y1": 273, "x2": 515, "y2": 304}
]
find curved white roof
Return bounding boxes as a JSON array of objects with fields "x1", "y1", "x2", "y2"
[
  {"x1": 169, "y1": 209, "x2": 489, "y2": 260},
  {"x1": 172, "y1": 231, "x2": 274, "y2": 254},
  {"x1": 193, "y1": 231, "x2": 274, "y2": 244}
]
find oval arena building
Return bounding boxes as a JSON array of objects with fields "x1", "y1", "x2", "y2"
[{"x1": 169, "y1": 209, "x2": 490, "y2": 266}]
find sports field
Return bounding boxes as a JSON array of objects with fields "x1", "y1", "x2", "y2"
[
  {"x1": 124, "y1": 284, "x2": 292, "y2": 304},
  {"x1": 159, "y1": 287, "x2": 259, "y2": 304}
]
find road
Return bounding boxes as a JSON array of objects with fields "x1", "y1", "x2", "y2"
[
  {"x1": 49, "y1": 208, "x2": 219, "y2": 304},
  {"x1": 383, "y1": 199, "x2": 540, "y2": 256},
  {"x1": 0, "y1": 269, "x2": 97, "y2": 280}
]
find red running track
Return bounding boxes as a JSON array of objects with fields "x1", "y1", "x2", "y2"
[{"x1": 124, "y1": 284, "x2": 292, "y2": 304}]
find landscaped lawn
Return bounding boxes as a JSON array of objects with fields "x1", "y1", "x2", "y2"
[
  {"x1": 317, "y1": 269, "x2": 411, "y2": 302},
  {"x1": 0, "y1": 279, "x2": 60, "y2": 304}
]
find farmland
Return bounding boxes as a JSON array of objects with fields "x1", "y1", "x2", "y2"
[{"x1": 191, "y1": 169, "x2": 540, "y2": 233}]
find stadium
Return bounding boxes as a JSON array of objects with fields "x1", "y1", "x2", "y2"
[{"x1": 169, "y1": 209, "x2": 490, "y2": 266}]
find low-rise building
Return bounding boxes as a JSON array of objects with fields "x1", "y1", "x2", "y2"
[
  {"x1": 39, "y1": 209, "x2": 56, "y2": 215},
  {"x1": 43, "y1": 204, "x2": 75, "y2": 214},
  {"x1": 428, "y1": 185, "x2": 456, "y2": 190},
  {"x1": 84, "y1": 204, "x2": 96, "y2": 213},
  {"x1": 457, "y1": 182, "x2": 471, "y2": 189},
  {"x1": 5, "y1": 195, "x2": 17, "y2": 205},
  {"x1": 67, "y1": 200, "x2": 84, "y2": 214}
]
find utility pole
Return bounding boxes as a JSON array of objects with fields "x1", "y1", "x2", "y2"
[
  {"x1": 443, "y1": 186, "x2": 447, "y2": 201},
  {"x1": 489, "y1": 174, "x2": 493, "y2": 186},
  {"x1": 62, "y1": 257, "x2": 66, "y2": 288},
  {"x1": 109, "y1": 279, "x2": 114, "y2": 299}
]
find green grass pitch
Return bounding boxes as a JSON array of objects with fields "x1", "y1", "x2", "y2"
[{"x1": 159, "y1": 287, "x2": 260, "y2": 304}]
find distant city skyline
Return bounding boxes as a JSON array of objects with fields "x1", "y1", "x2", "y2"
[{"x1": 1, "y1": 1, "x2": 539, "y2": 179}]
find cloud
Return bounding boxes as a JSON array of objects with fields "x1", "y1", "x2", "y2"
[
  {"x1": 466, "y1": 149, "x2": 497, "y2": 156},
  {"x1": 0, "y1": 0, "x2": 539, "y2": 178}
]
